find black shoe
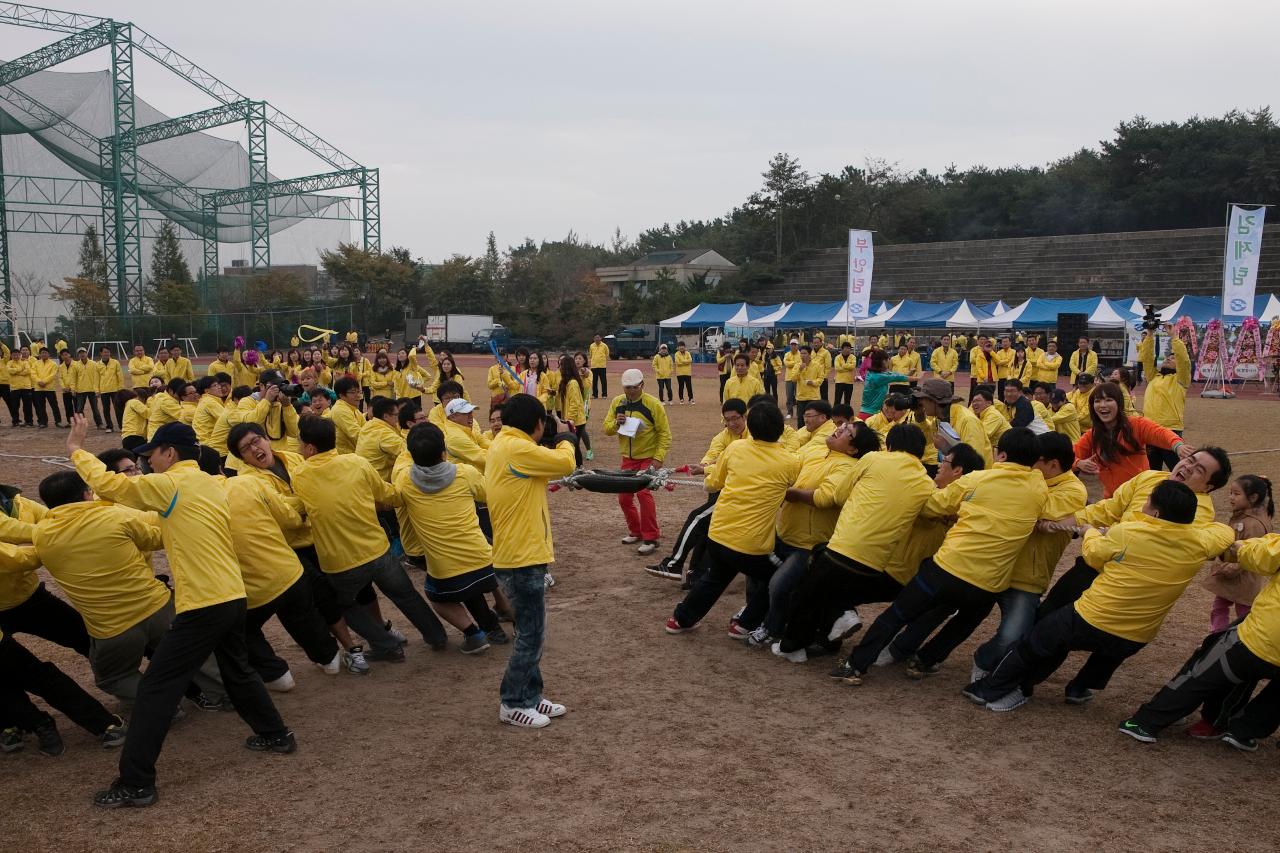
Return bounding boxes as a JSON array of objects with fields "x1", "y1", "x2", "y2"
[
  {"x1": 1222, "y1": 732, "x2": 1259, "y2": 752},
  {"x1": 94, "y1": 779, "x2": 158, "y2": 809},
  {"x1": 34, "y1": 721, "x2": 63, "y2": 756},
  {"x1": 904, "y1": 656, "x2": 942, "y2": 680},
  {"x1": 368, "y1": 645, "x2": 406, "y2": 663},
  {"x1": 804, "y1": 642, "x2": 837, "y2": 659},
  {"x1": 828, "y1": 659, "x2": 864, "y2": 685},
  {"x1": 644, "y1": 563, "x2": 682, "y2": 581},
  {"x1": 486, "y1": 626, "x2": 510, "y2": 645},
  {"x1": 194, "y1": 693, "x2": 234, "y2": 712},
  {"x1": 1, "y1": 726, "x2": 24, "y2": 753},
  {"x1": 101, "y1": 715, "x2": 128, "y2": 749},
  {"x1": 1064, "y1": 685, "x2": 1095, "y2": 705},
  {"x1": 246, "y1": 731, "x2": 297, "y2": 754}
]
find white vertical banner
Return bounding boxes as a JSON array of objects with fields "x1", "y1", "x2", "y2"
[
  {"x1": 847, "y1": 229, "x2": 874, "y2": 320},
  {"x1": 1223, "y1": 204, "x2": 1266, "y2": 317}
]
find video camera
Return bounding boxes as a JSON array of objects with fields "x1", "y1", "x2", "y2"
[
  {"x1": 1140, "y1": 303, "x2": 1160, "y2": 332},
  {"x1": 259, "y1": 370, "x2": 302, "y2": 399}
]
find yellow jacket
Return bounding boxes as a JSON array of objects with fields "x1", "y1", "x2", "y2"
[
  {"x1": 833, "y1": 353, "x2": 859, "y2": 383},
  {"x1": 95, "y1": 358, "x2": 124, "y2": 393},
  {"x1": 1008, "y1": 471, "x2": 1088, "y2": 593},
  {"x1": 794, "y1": 359, "x2": 826, "y2": 402},
  {"x1": 776, "y1": 448, "x2": 858, "y2": 550},
  {"x1": 0, "y1": 491, "x2": 46, "y2": 609},
  {"x1": 369, "y1": 368, "x2": 398, "y2": 399},
  {"x1": 169, "y1": 356, "x2": 195, "y2": 383},
  {"x1": 356, "y1": 417, "x2": 406, "y2": 482},
  {"x1": 1050, "y1": 403, "x2": 1081, "y2": 442},
  {"x1": 1139, "y1": 335, "x2": 1191, "y2": 431},
  {"x1": 1035, "y1": 351, "x2": 1062, "y2": 384},
  {"x1": 0, "y1": 543, "x2": 40, "y2": 615},
  {"x1": 291, "y1": 449, "x2": 401, "y2": 573},
  {"x1": 1076, "y1": 515, "x2": 1234, "y2": 642},
  {"x1": 701, "y1": 427, "x2": 748, "y2": 468},
  {"x1": 231, "y1": 349, "x2": 261, "y2": 389},
  {"x1": 722, "y1": 373, "x2": 765, "y2": 404},
  {"x1": 71, "y1": 453, "x2": 246, "y2": 613},
  {"x1": 603, "y1": 392, "x2": 672, "y2": 462},
  {"x1": 992, "y1": 347, "x2": 1016, "y2": 380},
  {"x1": 974, "y1": 404, "x2": 1010, "y2": 448},
  {"x1": 127, "y1": 355, "x2": 154, "y2": 387},
  {"x1": 442, "y1": 417, "x2": 489, "y2": 472},
  {"x1": 889, "y1": 352, "x2": 921, "y2": 379},
  {"x1": 30, "y1": 357, "x2": 57, "y2": 390},
  {"x1": 946, "y1": 402, "x2": 993, "y2": 467},
  {"x1": 146, "y1": 392, "x2": 184, "y2": 439},
  {"x1": 969, "y1": 348, "x2": 999, "y2": 384},
  {"x1": 5, "y1": 357, "x2": 31, "y2": 391},
  {"x1": 67, "y1": 359, "x2": 98, "y2": 393},
  {"x1": 487, "y1": 363, "x2": 520, "y2": 397},
  {"x1": 192, "y1": 394, "x2": 225, "y2": 445},
  {"x1": 826, "y1": 451, "x2": 934, "y2": 578},
  {"x1": 56, "y1": 361, "x2": 73, "y2": 392},
  {"x1": 120, "y1": 397, "x2": 148, "y2": 439},
  {"x1": 921, "y1": 462, "x2": 1049, "y2": 592},
  {"x1": 558, "y1": 377, "x2": 586, "y2": 426},
  {"x1": 794, "y1": 417, "x2": 837, "y2": 454},
  {"x1": 331, "y1": 398, "x2": 365, "y2": 454},
  {"x1": 705, "y1": 438, "x2": 801, "y2": 555},
  {"x1": 207, "y1": 357, "x2": 235, "y2": 378},
  {"x1": 1067, "y1": 386, "x2": 1094, "y2": 432},
  {"x1": 674, "y1": 350, "x2": 693, "y2": 376},
  {"x1": 883, "y1": 513, "x2": 951, "y2": 586},
  {"x1": 1236, "y1": 535, "x2": 1280, "y2": 665},
  {"x1": 484, "y1": 427, "x2": 576, "y2": 568},
  {"x1": 932, "y1": 346, "x2": 959, "y2": 379},
  {"x1": 1068, "y1": 349, "x2": 1098, "y2": 384},
  {"x1": 782, "y1": 350, "x2": 802, "y2": 382},
  {"x1": 223, "y1": 476, "x2": 306, "y2": 609},
  {"x1": 1076, "y1": 469, "x2": 1215, "y2": 529},
  {"x1": 589, "y1": 341, "x2": 610, "y2": 369},
  {"x1": 237, "y1": 451, "x2": 311, "y2": 548},
  {"x1": 395, "y1": 462, "x2": 492, "y2": 579},
  {"x1": 651, "y1": 354, "x2": 673, "y2": 379}
]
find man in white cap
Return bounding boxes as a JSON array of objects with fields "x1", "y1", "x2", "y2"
[
  {"x1": 603, "y1": 368, "x2": 672, "y2": 556},
  {"x1": 442, "y1": 397, "x2": 489, "y2": 472}
]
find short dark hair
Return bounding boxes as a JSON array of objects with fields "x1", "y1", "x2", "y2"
[
  {"x1": 226, "y1": 422, "x2": 267, "y2": 460},
  {"x1": 832, "y1": 403, "x2": 854, "y2": 420},
  {"x1": 886, "y1": 423, "x2": 926, "y2": 458},
  {"x1": 166, "y1": 377, "x2": 188, "y2": 395},
  {"x1": 39, "y1": 470, "x2": 89, "y2": 508},
  {"x1": 196, "y1": 375, "x2": 217, "y2": 394},
  {"x1": 1051, "y1": 388, "x2": 1068, "y2": 405},
  {"x1": 804, "y1": 400, "x2": 833, "y2": 419},
  {"x1": 1075, "y1": 372, "x2": 1094, "y2": 385},
  {"x1": 231, "y1": 384, "x2": 254, "y2": 401},
  {"x1": 733, "y1": 354, "x2": 749, "y2": 366},
  {"x1": 884, "y1": 393, "x2": 912, "y2": 411},
  {"x1": 501, "y1": 393, "x2": 546, "y2": 434},
  {"x1": 96, "y1": 447, "x2": 137, "y2": 473},
  {"x1": 946, "y1": 443, "x2": 985, "y2": 474},
  {"x1": 371, "y1": 396, "x2": 399, "y2": 419},
  {"x1": 299, "y1": 414, "x2": 336, "y2": 453},
  {"x1": 397, "y1": 401, "x2": 422, "y2": 430},
  {"x1": 745, "y1": 401, "x2": 784, "y2": 442},
  {"x1": 1005, "y1": 379, "x2": 1024, "y2": 393},
  {"x1": 435, "y1": 380, "x2": 464, "y2": 401},
  {"x1": 971, "y1": 386, "x2": 995, "y2": 404},
  {"x1": 406, "y1": 422, "x2": 446, "y2": 467},
  {"x1": 997, "y1": 427, "x2": 1040, "y2": 467},
  {"x1": 334, "y1": 376, "x2": 360, "y2": 397},
  {"x1": 1150, "y1": 479, "x2": 1197, "y2": 524},
  {"x1": 1037, "y1": 431, "x2": 1075, "y2": 472},
  {"x1": 848, "y1": 421, "x2": 882, "y2": 456},
  {"x1": 747, "y1": 394, "x2": 775, "y2": 409},
  {"x1": 1198, "y1": 446, "x2": 1233, "y2": 491},
  {"x1": 214, "y1": 371, "x2": 232, "y2": 385},
  {"x1": 721, "y1": 398, "x2": 747, "y2": 416}
]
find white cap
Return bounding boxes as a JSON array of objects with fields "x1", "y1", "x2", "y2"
[
  {"x1": 621, "y1": 368, "x2": 644, "y2": 387},
  {"x1": 445, "y1": 398, "x2": 477, "y2": 416}
]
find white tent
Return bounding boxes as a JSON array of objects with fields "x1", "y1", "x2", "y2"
[
  {"x1": 850, "y1": 301, "x2": 907, "y2": 328},
  {"x1": 1260, "y1": 294, "x2": 1280, "y2": 322},
  {"x1": 944, "y1": 300, "x2": 997, "y2": 328}
]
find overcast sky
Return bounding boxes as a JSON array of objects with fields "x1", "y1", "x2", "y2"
[{"x1": 7, "y1": 1, "x2": 1279, "y2": 262}]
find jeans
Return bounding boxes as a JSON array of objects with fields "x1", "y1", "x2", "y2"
[
  {"x1": 1146, "y1": 429, "x2": 1182, "y2": 472},
  {"x1": 0, "y1": 583, "x2": 91, "y2": 656},
  {"x1": 0, "y1": 635, "x2": 115, "y2": 735},
  {"x1": 89, "y1": 595, "x2": 223, "y2": 704},
  {"x1": 758, "y1": 541, "x2": 808, "y2": 637},
  {"x1": 656, "y1": 378, "x2": 672, "y2": 402},
  {"x1": 780, "y1": 547, "x2": 906, "y2": 653},
  {"x1": 118, "y1": 599, "x2": 288, "y2": 788},
  {"x1": 326, "y1": 550, "x2": 446, "y2": 653},
  {"x1": 618, "y1": 456, "x2": 660, "y2": 542},
  {"x1": 497, "y1": 565, "x2": 547, "y2": 709},
  {"x1": 677, "y1": 375, "x2": 693, "y2": 401},
  {"x1": 591, "y1": 367, "x2": 607, "y2": 399},
  {"x1": 972, "y1": 588, "x2": 1041, "y2": 672},
  {"x1": 245, "y1": 575, "x2": 340, "y2": 681},
  {"x1": 673, "y1": 540, "x2": 776, "y2": 630}
]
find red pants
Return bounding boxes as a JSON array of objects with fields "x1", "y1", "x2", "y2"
[{"x1": 619, "y1": 456, "x2": 660, "y2": 542}]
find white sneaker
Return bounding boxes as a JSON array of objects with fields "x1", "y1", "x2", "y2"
[
  {"x1": 637, "y1": 541, "x2": 658, "y2": 556},
  {"x1": 746, "y1": 626, "x2": 772, "y2": 648},
  {"x1": 985, "y1": 688, "x2": 1029, "y2": 713},
  {"x1": 970, "y1": 662, "x2": 989, "y2": 683},
  {"x1": 872, "y1": 647, "x2": 896, "y2": 668},
  {"x1": 317, "y1": 651, "x2": 341, "y2": 675},
  {"x1": 500, "y1": 704, "x2": 551, "y2": 729},
  {"x1": 536, "y1": 698, "x2": 567, "y2": 718},
  {"x1": 544, "y1": 572, "x2": 556, "y2": 588},
  {"x1": 771, "y1": 641, "x2": 807, "y2": 664},
  {"x1": 828, "y1": 609, "x2": 862, "y2": 642},
  {"x1": 384, "y1": 620, "x2": 407, "y2": 645},
  {"x1": 343, "y1": 645, "x2": 371, "y2": 675},
  {"x1": 621, "y1": 535, "x2": 641, "y2": 545},
  {"x1": 265, "y1": 671, "x2": 295, "y2": 693}
]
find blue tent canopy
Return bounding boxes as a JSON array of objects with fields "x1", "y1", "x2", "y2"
[
  {"x1": 1158, "y1": 295, "x2": 1272, "y2": 324},
  {"x1": 659, "y1": 302, "x2": 780, "y2": 328},
  {"x1": 762, "y1": 300, "x2": 848, "y2": 328}
]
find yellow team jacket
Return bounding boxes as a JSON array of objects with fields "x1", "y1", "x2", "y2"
[
  {"x1": 1139, "y1": 335, "x2": 1191, "y2": 432},
  {"x1": 356, "y1": 417, "x2": 407, "y2": 482},
  {"x1": 932, "y1": 346, "x2": 959, "y2": 379},
  {"x1": 223, "y1": 476, "x2": 306, "y2": 610},
  {"x1": 1236, "y1": 535, "x2": 1280, "y2": 666},
  {"x1": 394, "y1": 461, "x2": 492, "y2": 579},
  {"x1": 1076, "y1": 469, "x2": 1216, "y2": 529},
  {"x1": 127, "y1": 355, "x2": 154, "y2": 388},
  {"x1": 603, "y1": 392, "x2": 672, "y2": 462},
  {"x1": 484, "y1": 427, "x2": 576, "y2": 568},
  {"x1": 833, "y1": 353, "x2": 859, "y2": 384},
  {"x1": 674, "y1": 350, "x2": 693, "y2": 376},
  {"x1": 0, "y1": 492, "x2": 47, "y2": 610},
  {"x1": 291, "y1": 450, "x2": 401, "y2": 573},
  {"x1": 331, "y1": 398, "x2": 365, "y2": 455},
  {"x1": 1007, "y1": 471, "x2": 1088, "y2": 594},
  {"x1": 1050, "y1": 403, "x2": 1081, "y2": 443},
  {"x1": 775, "y1": 448, "x2": 858, "y2": 550},
  {"x1": 825, "y1": 451, "x2": 934, "y2": 576},
  {"x1": 722, "y1": 372, "x2": 765, "y2": 404},
  {"x1": 651, "y1": 354, "x2": 673, "y2": 380},
  {"x1": 589, "y1": 341, "x2": 610, "y2": 369},
  {"x1": 794, "y1": 359, "x2": 826, "y2": 402},
  {"x1": 704, "y1": 438, "x2": 801, "y2": 555},
  {"x1": 1068, "y1": 349, "x2": 1098, "y2": 384}
]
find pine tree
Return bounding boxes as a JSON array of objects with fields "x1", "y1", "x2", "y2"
[
  {"x1": 148, "y1": 222, "x2": 193, "y2": 286},
  {"x1": 480, "y1": 230, "x2": 503, "y2": 288},
  {"x1": 77, "y1": 223, "x2": 108, "y2": 285}
]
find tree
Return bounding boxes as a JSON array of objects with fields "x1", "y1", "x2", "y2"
[
  {"x1": 320, "y1": 243, "x2": 419, "y2": 332},
  {"x1": 77, "y1": 223, "x2": 108, "y2": 285},
  {"x1": 146, "y1": 279, "x2": 201, "y2": 316},
  {"x1": 51, "y1": 276, "x2": 114, "y2": 319},
  {"x1": 762, "y1": 153, "x2": 810, "y2": 261},
  {"x1": 9, "y1": 271, "x2": 47, "y2": 330},
  {"x1": 144, "y1": 222, "x2": 199, "y2": 316},
  {"x1": 242, "y1": 270, "x2": 310, "y2": 312},
  {"x1": 480, "y1": 231, "x2": 503, "y2": 289}
]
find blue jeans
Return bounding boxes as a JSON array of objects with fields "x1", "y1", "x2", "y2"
[
  {"x1": 972, "y1": 588, "x2": 1040, "y2": 672},
  {"x1": 497, "y1": 566, "x2": 547, "y2": 709},
  {"x1": 762, "y1": 541, "x2": 810, "y2": 637}
]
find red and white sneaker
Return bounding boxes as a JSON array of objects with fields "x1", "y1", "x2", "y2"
[
  {"x1": 665, "y1": 616, "x2": 696, "y2": 634},
  {"x1": 1185, "y1": 719, "x2": 1223, "y2": 740},
  {"x1": 727, "y1": 620, "x2": 750, "y2": 640},
  {"x1": 536, "y1": 698, "x2": 567, "y2": 718},
  {"x1": 500, "y1": 704, "x2": 550, "y2": 729}
]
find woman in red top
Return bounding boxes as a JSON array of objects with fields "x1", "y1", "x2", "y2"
[{"x1": 1073, "y1": 382, "x2": 1191, "y2": 497}]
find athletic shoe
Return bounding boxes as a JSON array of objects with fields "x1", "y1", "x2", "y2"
[
  {"x1": 318, "y1": 650, "x2": 342, "y2": 675},
  {"x1": 368, "y1": 645, "x2": 406, "y2": 663},
  {"x1": 585, "y1": 450, "x2": 594, "y2": 461},
  {"x1": 827, "y1": 658, "x2": 862, "y2": 684},
  {"x1": 383, "y1": 620, "x2": 408, "y2": 645},
  {"x1": 771, "y1": 641, "x2": 807, "y2": 664},
  {"x1": 1117, "y1": 719, "x2": 1158, "y2": 744},
  {"x1": 785, "y1": 414, "x2": 792, "y2": 419},
  {"x1": 343, "y1": 645, "x2": 370, "y2": 675},
  {"x1": 970, "y1": 663, "x2": 989, "y2": 683},
  {"x1": 93, "y1": 780, "x2": 158, "y2": 809},
  {"x1": 727, "y1": 620, "x2": 751, "y2": 640},
  {"x1": 621, "y1": 535, "x2": 641, "y2": 545},
  {"x1": 34, "y1": 721, "x2": 63, "y2": 756},
  {"x1": 1221, "y1": 732, "x2": 1259, "y2": 752},
  {"x1": 805, "y1": 642, "x2": 838, "y2": 659},
  {"x1": 637, "y1": 541, "x2": 658, "y2": 556},
  {"x1": 827, "y1": 609, "x2": 862, "y2": 642},
  {"x1": 664, "y1": 616, "x2": 696, "y2": 634},
  {"x1": 544, "y1": 572, "x2": 556, "y2": 588},
  {"x1": 1, "y1": 727, "x2": 23, "y2": 753},
  {"x1": 1064, "y1": 686, "x2": 1095, "y2": 705},
  {"x1": 961, "y1": 684, "x2": 987, "y2": 706},
  {"x1": 487, "y1": 626, "x2": 510, "y2": 645},
  {"x1": 985, "y1": 688, "x2": 1029, "y2": 713},
  {"x1": 193, "y1": 693, "x2": 234, "y2": 712},
  {"x1": 460, "y1": 632, "x2": 491, "y2": 655},
  {"x1": 746, "y1": 626, "x2": 772, "y2": 649},
  {"x1": 536, "y1": 698, "x2": 567, "y2": 718},
  {"x1": 1185, "y1": 720, "x2": 1223, "y2": 740},
  {"x1": 265, "y1": 671, "x2": 295, "y2": 693},
  {"x1": 500, "y1": 704, "x2": 550, "y2": 729},
  {"x1": 645, "y1": 563, "x2": 682, "y2": 581},
  {"x1": 904, "y1": 656, "x2": 942, "y2": 680},
  {"x1": 101, "y1": 715, "x2": 127, "y2": 749},
  {"x1": 873, "y1": 647, "x2": 896, "y2": 668},
  {"x1": 245, "y1": 731, "x2": 297, "y2": 754}
]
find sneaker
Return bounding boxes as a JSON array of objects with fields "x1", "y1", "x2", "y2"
[
  {"x1": 460, "y1": 632, "x2": 491, "y2": 655},
  {"x1": 771, "y1": 641, "x2": 807, "y2": 664},
  {"x1": 245, "y1": 731, "x2": 298, "y2": 754},
  {"x1": 785, "y1": 413, "x2": 792, "y2": 419},
  {"x1": 487, "y1": 626, "x2": 510, "y2": 645},
  {"x1": 383, "y1": 620, "x2": 408, "y2": 645},
  {"x1": 93, "y1": 780, "x2": 158, "y2": 809},
  {"x1": 969, "y1": 662, "x2": 989, "y2": 683},
  {"x1": 746, "y1": 626, "x2": 773, "y2": 649},
  {"x1": 645, "y1": 563, "x2": 683, "y2": 581},
  {"x1": 1064, "y1": 686, "x2": 1095, "y2": 706},
  {"x1": 961, "y1": 684, "x2": 988, "y2": 706},
  {"x1": 500, "y1": 704, "x2": 551, "y2": 729},
  {"x1": 265, "y1": 671, "x2": 295, "y2": 693},
  {"x1": 584, "y1": 449, "x2": 594, "y2": 461},
  {"x1": 318, "y1": 650, "x2": 342, "y2": 675},
  {"x1": 904, "y1": 656, "x2": 942, "y2": 680},
  {"x1": 34, "y1": 721, "x2": 63, "y2": 756},
  {"x1": 621, "y1": 535, "x2": 641, "y2": 545},
  {"x1": 727, "y1": 620, "x2": 750, "y2": 640},
  {"x1": 343, "y1": 645, "x2": 371, "y2": 675},
  {"x1": 1, "y1": 727, "x2": 23, "y2": 753},
  {"x1": 368, "y1": 645, "x2": 406, "y2": 663},
  {"x1": 1221, "y1": 732, "x2": 1259, "y2": 752},
  {"x1": 827, "y1": 658, "x2": 862, "y2": 684},
  {"x1": 637, "y1": 541, "x2": 658, "y2": 556},
  {"x1": 827, "y1": 609, "x2": 862, "y2": 642},
  {"x1": 873, "y1": 647, "x2": 896, "y2": 668},
  {"x1": 1185, "y1": 719, "x2": 1223, "y2": 740},
  {"x1": 664, "y1": 616, "x2": 696, "y2": 635},
  {"x1": 984, "y1": 688, "x2": 1029, "y2": 713},
  {"x1": 544, "y1": 572, "x2": 556, "y2": 588},
  {"x1": 101, "y1": 715, "x2": 127, "y2": 749},
  {"x1": 194, "y1": 693, "x2": 234, "y2": 712},
  {"x1": 536, "y1": 698, "x2": 567, "y2": 718},
  {"x1": 1117, "y1": 719, "x2": 1158, "y2": 744}
]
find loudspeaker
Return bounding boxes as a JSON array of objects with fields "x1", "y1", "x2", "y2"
[{"x1": 1056, "y1": 313, "x2": 1088, "y2": 351}]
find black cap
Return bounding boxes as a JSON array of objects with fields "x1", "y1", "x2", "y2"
[{"x1": 132, "y1": 422, "x2": 199, "y2": 456}]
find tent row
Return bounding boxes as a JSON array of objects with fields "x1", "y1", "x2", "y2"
[{"x1": 660, "y1": 295, "x2": 1280, "y2": 330}]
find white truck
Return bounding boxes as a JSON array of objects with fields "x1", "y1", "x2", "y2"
[{"x1": 412, "y1": 314, "x2": 494, "y2": 349}]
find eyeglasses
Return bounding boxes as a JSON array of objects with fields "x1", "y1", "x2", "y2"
[{"x1": 237, "y1": 435, "x2": 268, "y2": 455}]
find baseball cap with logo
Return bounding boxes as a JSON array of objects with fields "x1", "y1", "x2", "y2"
[
  {"x1": 621, "y1": 368, "x2": 644, "y2": 387},
  {"x1": 445, "y1": 398, "x2": 477, "y2": 416}
]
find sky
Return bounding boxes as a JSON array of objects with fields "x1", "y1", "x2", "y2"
[{"x1": 5, "y1": 0, "x2": 1280, "y2": 264}]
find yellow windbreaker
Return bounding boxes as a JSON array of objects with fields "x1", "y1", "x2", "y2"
[
  {"x1": 1236, "y1": 535, "x2": 1280, "y2": 666},
  {"x1": 146, "y1": 392, "x2": 183, "y2": 439},
  {"x1": 224, "y1": 476, "x2": 306, "y2": 609},
  {"x1": 722, "y1": 373, "x2": 764, "y2": 404},
  {"x1": 1076, "y1": 469, "x2": 1215, "y2": 529},
  {"x1": 1068, "y1": 349, "x2": 1098, "y2": 384},
  {"x1": 0, "y1": 491, "x2": 46, "y2": 609},
  {"x1": 603, "y1": 391, "x2": 672, "y2": 462},
  {"x1": 704, "y1": 438, "x2": 800, "y2": 555},
  {"x1": 833, "y1": 353, "x2": 859, "y2": 384},
  {"x1": 589, "y1": 341, "x2": 610, "y2": 369},
  {"x1": 356, "y1": 417, "x2": 407, "y2": 482},
  {"x1": 331, "y1": 398, "x2": 365, "y2": 455},
  {"x1": 206, "y1": 357, "x2": 235, "y2": 378},
  {"x1": 794, "y1": 358, "x2": 826, "y2": 402},
  {"x1": 932, "y1": 346, "x2": 959, "y2": 380},
  {"x1": 651, "y1": 354, "x2": 673, "y2": 379},
  {"x1": 395, "y1": 462, "x2": 492, "y2": 579},
  {"x1": 291, "y1": 450, "x2": 401, "y2": 573},
  {"x1": 127, "y1": 355, "x2": 154, "y2": 388},
  {"x1": 485, "y1": 427, "x2": 576, "y2": 568},
  {"x1": 674, "y1": 350, "x2": 693, "y2": 376},
  {"x1": 776, "y1": 448, "x2": 858, "y2": 550},
  {"x1": 1008, "y1": 471, "x2": 1088, "y2": 594},
  {"x1": 826, "y1": 451, "x2": 934, "y2": 577},
  {"x1": 1139, "y1": 335, "x2": 1191, "y2": 431},
  {"x1": 192, "y1": 393, "x2": 225, "y2": 445}
]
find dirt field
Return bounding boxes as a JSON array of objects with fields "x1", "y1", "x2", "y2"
[{"x1": 3, "y1": 358, "x2": 1280, "y2": 852}]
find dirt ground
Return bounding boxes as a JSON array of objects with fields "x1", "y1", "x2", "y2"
[{"x1": 3, "y1": 357, "x2": 1280, "y2": 852}]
